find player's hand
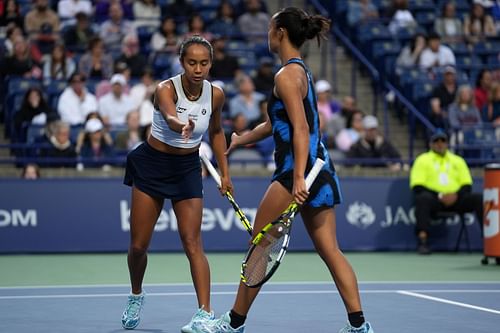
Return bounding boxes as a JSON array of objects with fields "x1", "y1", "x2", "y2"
[
  {"x1": 181, "y1": 118, "x2": 195, "y2": 141},
  {"x1": 220, "y1": 175, "x2": 233, "y2": 196},
  {"x1": 292, "y1": 176, "x2": 309, "y2": 205},
  {"x1": 225, "y1": 132, "x2": 241, "y2": 155},
  {"x1": 440, "y1": 193, "x2": 458, "y2": 207}
]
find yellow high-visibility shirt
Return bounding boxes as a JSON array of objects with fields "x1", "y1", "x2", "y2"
[{"x1": 410, "y1": 150, "x2": 473, "y2": 193}]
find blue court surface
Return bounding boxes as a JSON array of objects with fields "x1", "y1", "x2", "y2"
[{"x1": 1, "y1": 281, "x2": 499, "y2": 332}]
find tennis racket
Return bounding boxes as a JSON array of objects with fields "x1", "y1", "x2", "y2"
[
  {"x1": 241, "y1": 158, "x2": 325, "y2": 288},
  {"x1": 200, "y1": 154, "x2": 253, "y2": 236}
]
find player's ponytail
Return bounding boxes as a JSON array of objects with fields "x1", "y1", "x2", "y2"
[
  {"x1": 304, "y1": 15, "x2": 330, "y2": 46},
  {"x1": 274, "y1": 7, "x2": 331, "y2": 49}
]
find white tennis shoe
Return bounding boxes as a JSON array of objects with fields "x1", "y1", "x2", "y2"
[
  {"x1": 193, "y1": 311, "x2": 245, "y2": 333},
  {"x1": 121, "y1": 292, "x2": 145, "y2": 329},
  {"x1": 339, "y1": 321, "x2": 374, "y2": 333},
  {"x1": 181, "y1": 307, "x2": 215, "y2": 333}
]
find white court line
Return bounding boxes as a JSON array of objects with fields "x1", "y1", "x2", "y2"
[
  {"x1": 398, "y1": 290, "x2": 500, "y2": 315},
  {"x1": 2, "y1": 289, "x2": 500, "y2": 300}
]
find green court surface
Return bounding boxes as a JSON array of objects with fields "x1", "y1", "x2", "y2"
[{"x1": 1, "y1": 252, "x2": 498, "y2": 287}]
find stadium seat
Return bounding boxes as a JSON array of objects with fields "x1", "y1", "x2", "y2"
[
  {"x1": 228, "y1": 148, "x2": 263, "y2": 170},
  {"x1": 474, "y1": 41, "x2": 500, "y2": 58},
  {"x1": 152, "y1": 53, "x2": 172, "y2": 79}
]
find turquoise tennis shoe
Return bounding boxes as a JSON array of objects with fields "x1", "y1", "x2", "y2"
[
  {"x1": 339, "y1": 321, "x2": 374, "y2": 333},
  {"x1": 181, "y1": 307, "x2": 215, "y2": 333},
  {"x1": 192, "y1": 311, "x2": 245, "y2": 333},
  {"x1": 121, "y1": 293, "x2": 145, "y2": 329}
]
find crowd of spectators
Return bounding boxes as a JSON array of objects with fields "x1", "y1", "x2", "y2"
[
  {"x1": 3, "y1": 0, "x2": 498, "y2": 172},
  {"x1": 343, "y1": 0, "x2": 500, "y2": 162},
  {"x1": 0, "y1": 0, "x2": 265, "y2": 169}
]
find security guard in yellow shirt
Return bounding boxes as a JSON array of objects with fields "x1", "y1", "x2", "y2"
[{"x1": 410, "y1": 130, "x2": 483, "y2": 254}]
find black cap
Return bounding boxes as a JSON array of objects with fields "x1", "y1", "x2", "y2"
[{"x1": 430, "y1": 129, "x2": 448, "y2": 142}]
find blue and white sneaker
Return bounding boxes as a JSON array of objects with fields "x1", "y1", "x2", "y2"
[
  {"x1": 193, "y1": 311, "x2": 245, "y2": 333},
  {"x1": 121, "y1": 293, "x2": 145, "y2": 330},
  {"x1": 339, "y1": 321, "x2": 374, "y2": 333},
  {"x1": 181, "y1": 307, "x2": 215, "y2": 333}
]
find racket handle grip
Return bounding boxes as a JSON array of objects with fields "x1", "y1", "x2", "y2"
[
  {"x1": 305, "y1": 158, "x2": 325, "y2": 190},
  {"x1": 200, "y1": 153, "x2": 222, "y2": 188}
]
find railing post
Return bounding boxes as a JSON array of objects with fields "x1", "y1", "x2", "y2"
[
  {"x1": 331, "y1": 30, "x2": 338, "y2": 94},
  {"x1": 351, "y1": 59, "x2": 357, "y2": 99}
]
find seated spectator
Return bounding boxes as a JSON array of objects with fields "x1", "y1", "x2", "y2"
[
  {"x1": 237, "y1": 0, "x2": 270, "y2": 45},
  {"x1": 78, "y1": 37, "x2": 114, "y2": 80},
  {"x1": 182, "y1": 13, "x2": 213, "y2": 42},
  {"x1": 0, "y1": 0, "x2": 23, "y2": 28},
  {"x1": 410, "y1": 129, "x2": 483, "y2": 254},
  {"x1": 114, "y1": 110, "x2": 142, "y2": 152},
  {"x1": 419, "y1": 32, "x2": 456, "y2": 71},
  {"x1": 0, "y1": 35, "x2": 42, "y2": 79},
  {"x1": 347, "y1": 115, "x2": 402, "y2": 170},
  {"x1": 229, "y1": 75, "x2": 266, "y2": 124},
  {"x1": 132, "y1": 0, "x2": 161, "y2": 28},
  {"x1": 335, "y1": 110, "x2": 364, "y2": 153},
  {"x1": 151, "y1": 16, "x2": 181, "y2": 55},
  {"x1": 429, "y1": 66, "x2": 458, "y2": 129},
  {"x1": 463, "y1": 1, "x2": 497, "y2": 45},
  {"x1": 63, "y1": 12, "x2": 95, "y2": 53},
  {"x1": 57, "y1": 73, "x2": 98, "y2": 126},
  {"x1": 14, "y1": 87, "x2": 59, "y2": 141},
  {"x1": 98, "y1": 73, "x2": 135, "y2": 126},
  {"x1": 434, "y1": 1, "x2": 464, "y2": 44},
  {"x1": 208, "y1": 1, "x2": 240, "y2": 37},
  {"x1": 38, "y1": 120, "x2": 77, "y2": 168},
  {"x1": 483, "y1": 82, "x2": 500, "y2": 127},
  {"x1": 94, "y1": 0, "x2": 134, "y2": 23},
  {"x1": 129, "y1": 69, "x2": 156, "y2": 125},
  {"x1": 474, "y1": 69, "x2": 493, "y2": 111},
  {"x1": 116, "y1": 34, "x2": 148, "y2": 78},
  {"x1": 78, "y1": 118, "x2": 115, "y2": 168},
  {"x1": 326, "y1": 95, "x2": 358, "y2": 140},
  {"x1": 448, "y1": 85, "x2": 482, "y2": 132},
  {"x1": 209, "y1": 36, "x2": 241, "y2": 80},
  {"x1": 387, "y1": 1, "x2": 417, "y2": 35},
  {"x1": 42, "y1": 43, "x2": 76, "y2": 84},
  {"x1": 57, "y1": 0, "x2": 93, "y2": 22},
  {"x1": 94, "y1": 61, "x2": 132, "y2": 99},
  {"x1": 347, "y1": 0, "x2": 379, "y2": 28},
  {"x1": 24, "y1": 0, "x2": 60, "y2": 51},
  {"x1": 396, "y1": 33, "x2": 426, "y2": 69},
  {"x1": 21, "y1": 163, "x2": 41, "y2": 180},
  {"x1": 3, "y1": 23, "x2": 25, "y2": 57},
  {"x1": 315, "y1": 79, "x2": 341, "y2": 122},
  {"x1": 252, "y1": 57, "x2": 275, "y2": 96},
  {"x1": 99, "y1": 2, "x2": 135, "y2": 55},
  {"x1": 75, "y1": 112, "x2": 113, "y2": 153}
]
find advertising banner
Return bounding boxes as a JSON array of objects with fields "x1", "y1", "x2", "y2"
[{"x1": 0, "y1": 177, "x2": 483, "y2": 253}]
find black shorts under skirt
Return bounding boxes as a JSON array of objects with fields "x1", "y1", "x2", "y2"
[{"x1": 124, "y1": 141, "x2": 202, "y2": 201}]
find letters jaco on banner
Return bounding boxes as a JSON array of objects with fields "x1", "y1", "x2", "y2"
[{"x1": 483, "y1": 164, "x2": 500, "y2": 257}]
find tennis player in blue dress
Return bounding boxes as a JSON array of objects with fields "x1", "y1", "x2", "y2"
[
  {"x1": 193, "y1": 7, "x2": 374, "y2": 333},
  {"x1": 121, "y1": 35, "x2": 232, "y2": 332}
]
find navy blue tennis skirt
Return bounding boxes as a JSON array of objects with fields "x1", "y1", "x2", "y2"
[{"x1": 124, "y1": 141, "x2": 203, "y2": 201}]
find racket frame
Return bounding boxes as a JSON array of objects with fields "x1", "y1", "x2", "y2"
[
  {"x1": 200, "y1": 154, "x2": 253, "y2": 236},
  {"x1": 241, "y1": 158, "x2": 325, "y2": 288}
]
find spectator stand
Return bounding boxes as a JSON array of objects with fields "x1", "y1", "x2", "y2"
[{"x1": 315, "y1": 0, "x2": 500, "y2": 165}]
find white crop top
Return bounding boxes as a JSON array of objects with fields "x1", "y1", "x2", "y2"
[{"x1": 151, "y1": 74, "x2": 213, "y2": 148}]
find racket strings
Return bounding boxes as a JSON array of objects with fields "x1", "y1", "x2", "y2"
[{"x1": 243, "y1": 223, "x2": 288, "y2": 286}]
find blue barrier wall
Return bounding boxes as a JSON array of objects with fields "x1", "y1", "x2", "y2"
[{"x1": 0, "y1": 177, "x2": 483, "y2": 253}]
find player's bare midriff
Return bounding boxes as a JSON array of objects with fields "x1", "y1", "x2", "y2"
[{"x1": 147, "y1": 135, "x2": 200, "y2": 155}]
